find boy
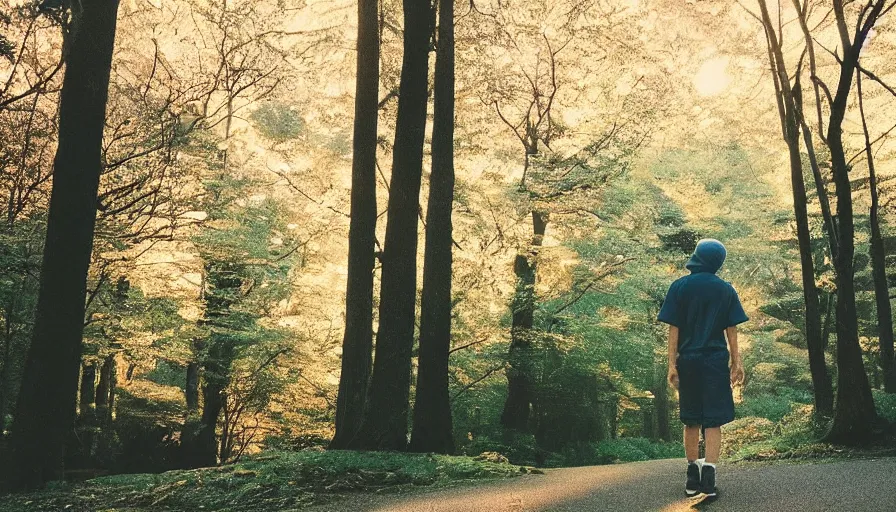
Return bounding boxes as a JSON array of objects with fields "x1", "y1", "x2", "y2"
[{"x1": 657, "y1": 239, "x2": 747, "y2": 499}]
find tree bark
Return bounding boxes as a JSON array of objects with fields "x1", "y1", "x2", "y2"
[
  {"x1": 823, "y1": 31, "x2": 877, "y2": 443},
  {"x1": 95, "y1": 355, "x2": 114, "y2": 413},
  {"x1": 107, "y1": 357, "x2": 117, "y2": 415},
  {"x1": 350, "y1": 0, "x2": 431, "y2": 451},
  {"x1": 409, "y1": 0, "x2": 455, "y2": 455},
  {"x1": 1, "y1": 0, "x2": 121, "y2": 491},
  {"x1": 758, "y1": 0, "x2": 833, "y2": 418},
  {"x1": 500, "y1": 210, "x2": 547, "y2": 431},
  {"x1": 79, "y1": 364, "x2": 96, "y2": 415},
  {"x1": 330, "y1": 0, "x2": 379, "y2": 450},
  {"x1": 192, "y1": 334, "x2": 234, "y2": 467},
  {"x1": 794, "y1": 89, "x2": 838, "y2": 262},
  {"x1": 184, "y1": 262, "x2": 241, "y2": 467},
  {"x1": 196, "y1": 364, "x2": 225, "y2": 467},
  {"x1": 857, "y1": 70, "x2": 896, "y2": 393},
  {"x1": 186, "y1": 360, "x2": 200, "y2": 411},
  {"x1": 792, "y1": 0, "x2": 839, "y2": 260},
  {"x1": 0, "y1": 305, "x2": 13, "y2": 434}
]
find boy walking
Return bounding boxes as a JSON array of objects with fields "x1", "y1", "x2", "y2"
[{"x1": 657, "y1": 239, "x2": 747, "y2": 499}]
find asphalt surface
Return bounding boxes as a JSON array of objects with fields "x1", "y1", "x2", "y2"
[{"x1": 306, "y1": 457, "x2": 896, "y2": 512}]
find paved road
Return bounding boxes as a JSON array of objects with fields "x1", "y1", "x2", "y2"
[{"x1": 306, "y1": 457, "x2": 896, "y2": 512}]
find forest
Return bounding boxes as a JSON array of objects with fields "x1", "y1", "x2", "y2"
[{"x1": 0, "y1": 0, "x2": 896, "y2": 509}]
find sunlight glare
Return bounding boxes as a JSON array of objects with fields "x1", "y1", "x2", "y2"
[{"x1": 694, "y1": 57, "x2": 732, "y2": 97}]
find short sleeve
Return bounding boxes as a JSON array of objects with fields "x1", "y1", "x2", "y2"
[
  {"x1": 657, "y1": 281, "x2": 683, "y2": 327},
  {"x1": 728, "y1": 287, "x2": 749, "y2": 326}
]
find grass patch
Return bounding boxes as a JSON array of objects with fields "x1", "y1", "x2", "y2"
[
  {"x1": 0, "y1": 450, "x2": 527, "y2": 512},
  {"x1": 540, "y1": 438, "x2": 685, "y2": 468}
]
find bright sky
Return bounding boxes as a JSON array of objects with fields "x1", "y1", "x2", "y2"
[{"x1": 694, "y1": 56, "x2": 732, "y2": 96}]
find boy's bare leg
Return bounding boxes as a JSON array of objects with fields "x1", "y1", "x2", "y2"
[
  {"x1": 704, "y1": 427, "x2": 721, "y2": 464},
  {"x1": 684, "y1": 425, "x2": 701, "y2": 461}
]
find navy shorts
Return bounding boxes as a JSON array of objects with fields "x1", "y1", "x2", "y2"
[{"x1": 676, "y1": 349, "x2": 735, "y2": 428}]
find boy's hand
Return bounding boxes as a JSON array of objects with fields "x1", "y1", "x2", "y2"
[
  {"x1": 668, "y1": 367, "x2": 679, "y2": 390},
  {"x1": 730, "y1": 361, "x2": 745, "y2": 386}
]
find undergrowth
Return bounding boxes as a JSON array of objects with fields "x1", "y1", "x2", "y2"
[{"x1": 0, "y1": 450, "x2": 526, "y2": 512}]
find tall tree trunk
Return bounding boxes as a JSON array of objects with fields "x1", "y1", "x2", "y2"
[
  {"x1": 824, "y1": 40, "x2": 877, "y2": 443},
  {"x1": 857, "y1": 71, "x2": 896, "y2": 393},
  {"x1": 785, "y1": 133, "x2": 832, "y2": 417},
  {"x1": 330, "y1": 0, "x2": 379, "y2": 450},
  {"x1": 1, "y1": 0, "x2": 120, "y2": 491},
  {"x1": 219, "y1": 392, "x2": 231, "y2": 463},
  {"x1": 185, "y1": 360, "x2": 200, "y2": 411},
  {"x1": 758, "y1": 0, "x2": 833, "y2": 418},
  {"x1": 95, "y1": 355, "x2": 113, "y2": 412},
  {"x1": 107, "y1": 357, "x2": 117, "y2": 416},
  {"x1": 0, "y1": 305, "x2": 13, "y2": 434},
  {"x1": 351, "y1": 0, "x2": 431, "y2": 452},
  {"x1": 795, "y1": 87, "x2": 838, "y2": 262},
  {"x1": 79, "y1": 363, "x2": 96, "y2": 415},
  {"x1": 197, "y1": 375, "x2": 224, "y2": 467},
  {"x1": 194, "y1": 335, "x2": 234, "y2": 467},
  {"x1": 409, "y1": 0, "x2": 455, "y2": 455},
  {"x1": 501, "y1": 210, "x2": 547, "y2": 430},
  {"x1": 791, "y1": 0, "x2": 839, "y2": 261}
]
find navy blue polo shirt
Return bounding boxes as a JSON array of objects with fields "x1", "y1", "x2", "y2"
[{"x1": 657, "y1": 272, "x2": 748, "y2": 354}]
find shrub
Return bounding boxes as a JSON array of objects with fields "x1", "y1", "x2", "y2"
[
  {"x1": 657, "y1": 227, "x2": 701, "y2": 253},
  {"x1": 721, "y1": 416, "x2": 775, "y2": 458},
  {"x1": 873, "y1": 389, "x2": 896, "y2": 423},
  {"x1": 251, "y1": 102, "x2": 303, "y2": 141},
  {"x1": 463, "y1": 432, "x2": 542, "y2": 467},
  {"x1": 738, "y1": 393, "x2": 801, "y2": 422},
  {"x1": 592, "y1": 438, "x2": 684, "y2": 463}
]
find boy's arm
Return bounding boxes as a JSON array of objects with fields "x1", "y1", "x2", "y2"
[
  {"x1": 726, "y1": 325, "x2": 745, "y2": 385},
  {"x1": 667, "y1": 325, "x2": 679, "y2": 389}
]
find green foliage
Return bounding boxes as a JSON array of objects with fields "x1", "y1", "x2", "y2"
[
  {"x1": 540, "y1": 438, "x2": 683, "y2": 467},
  {"x1": 725, "y1": 406, "x2": 831, "y2": 461},
  {"x1": 0, "y1": 217, "x2": 44, "y2": 426},
  {"x1": 873, "y1": 390, "x2": 896, "y2": 424},
  {"x1": 759, "y1": 295, "x2": 806, "y2": 329},
  {"x1": 463, "y1": 431, "x2": 542, "y2": 467},
  {"x1": 657, "y1": 227, "x2": 701, "y2": 253},
  {"x1": 738, "y1": 393, "x2": 800, "y2": 422},
  {"x1": 655, "y1": 201, "x2": 686, "y2": 228},
  {"x1": 0, "y1": 451, "x2": 524, "y2": 511},
  {"x1": 720, "y1": 417, "x2": 776, "y2": 458},
  {"x1": 742, "y1": 334, "x2": 814, "y2": 394},
  {"x1": 590, "y1": 438, "x2": 684, "y2": 463},
  {"x1": 251, "y1": 102, "x2": 304, "y2": 141},
  {"x1": 145, "y1": 360, "x2": 187, "y2": 388}
]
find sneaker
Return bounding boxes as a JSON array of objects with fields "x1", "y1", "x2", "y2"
[
  {"x1": 700, "y1": 464, "x2": 718, "y2": 498},
  {"x1": 686, "y1": 462, "x2": 701, "y2": 496}
]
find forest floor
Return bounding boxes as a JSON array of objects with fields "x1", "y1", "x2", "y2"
[
  {"x1": 306, "y1": 456, "x2": 896, "y2": 512},
  {"x1": 0, "y1": 450, "x2": 532, "y2": 512},
  {"x1": 1, "y1": 450, "x2": 894, "y2": 511}
]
